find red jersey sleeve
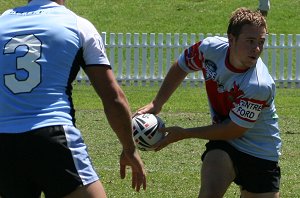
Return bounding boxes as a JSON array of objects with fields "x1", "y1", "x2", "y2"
[{"x1": 178, "y1": 41, "x2": 204, "y2": 72}]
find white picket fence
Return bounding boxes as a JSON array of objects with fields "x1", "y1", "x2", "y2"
[{"x1": 76, "y1": 32, "x2": 300, "y2": 88}]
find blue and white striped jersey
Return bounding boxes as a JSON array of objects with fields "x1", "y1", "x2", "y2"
[{"x1": 0, "y1": 0, "x2": 110, "y2": 133}]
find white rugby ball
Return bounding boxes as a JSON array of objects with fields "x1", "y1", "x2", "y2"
[{"x1": 132, "y1": 113, "x2": 165, "y2": 151}]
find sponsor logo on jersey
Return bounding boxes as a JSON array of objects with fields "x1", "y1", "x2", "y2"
[
  {"x1": 204, "y1": 59, "x2": 217, "y2": 81},
  {"x1": 232, "y1": 98, "x2": 265, "y2": 122}
]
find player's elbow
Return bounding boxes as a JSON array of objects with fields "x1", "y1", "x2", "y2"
[{"x1": 221, "y1": 120, "x2": 248, "y2": 140}]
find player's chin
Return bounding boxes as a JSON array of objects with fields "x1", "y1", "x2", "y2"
[
  {"x1": 249, "y1": 56, "x2": 258, "y2": 62},
  {"x1": 245, "y1": 58, "x2": 257, "y2": 68}
]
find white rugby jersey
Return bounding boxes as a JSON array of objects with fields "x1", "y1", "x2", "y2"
[
  {"x1": 178, "y1": 36, "x2": 281, "y2": 161},
  {"x1": 0, "y1": 0, "x2": 110, "y2": 133}
]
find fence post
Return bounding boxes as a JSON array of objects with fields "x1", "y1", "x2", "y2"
[
  {"x1": 287, "y1": 34, "x2": 293, "y2": 88},
  {"x1": 109, "y1": 33, "x2": 116, "y2": 72},
  {"x1": 149, "y1": 33, "x2": 156, "y2": 86},
  {"x1": 279, "y1": 34, "x2": 285, "y2": 88},
  {"x1": 141, "y1": 33, "x2": 148, "y2": 86},
  {"x1": 174, "y1": 33, "x2": 180, "y2": 60},
  {"x1": 166, "y1": 33, "x2": 172, "y2": 73},
  {"x1": 262, "y1": 34, "x2": 269, "y2": 68},
  {"x1": 158, "y1": 33, "x2": 164, "y2": 85},
  {"x1": 125, "y1": 33, "x2": 132, "y2": 85},
  {"x1": 117, "y1": 33, "x2": 124, "y2": 84},
  {"x1": 133, "y1": 33, "x2": 140, "y2": 86},
  {"x1": 101, "y1": 32, "x2": 107, "y2": 45},
  {"x1": 296, "y1": 34, "x2": 300, "y2": 88},
  {"x1": 271, "y1": 34, "x2": 277, "y2": 81}
]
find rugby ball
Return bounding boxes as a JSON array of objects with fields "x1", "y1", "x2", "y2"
[{"x1": 132, "y1": 113, "x2": 165, "y2": 151}]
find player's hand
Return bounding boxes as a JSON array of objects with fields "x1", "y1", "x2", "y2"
[
  {"x1": 119, "y1": 149, "x2": 147, "y2": 192},
  {"x1": 153, "y1": 126, "x2": 185, "y2": 151},
  {"x1": 133, "y1": 101, "x2": 162, "y2": 117}
]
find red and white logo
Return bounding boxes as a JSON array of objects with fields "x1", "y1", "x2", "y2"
[{"x1": 232, "y1": 98, "x2": 265, "y2": 122}]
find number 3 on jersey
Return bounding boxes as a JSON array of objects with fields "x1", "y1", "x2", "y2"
[{"x1": 4, "y1": 34, "x2": 42, "y2": 94}]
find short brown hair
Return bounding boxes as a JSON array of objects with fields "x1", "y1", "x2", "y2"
[{"x1": 227, "y1": 7, "x2": 267, "y2": 38}]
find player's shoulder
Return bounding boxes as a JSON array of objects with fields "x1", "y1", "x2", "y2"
[
  {"x1": 75, "y1": 15, "x2": 98, "y2": 33},
  {"x1": 43, "y1": 4, "x2": 98, "y2": 34},
  {"x1": 201, "y1": 36, "x2": 228, "y2": 48},
  {"x1": 199, "y1": 36, "x2": 228, "y2": 59},
  {"x1": 1, "y1": 8, "x2": 14, "y2": 17},
  {"x1": 243, "y1": 60, "x2": 275, "y2": 100},
  {"x1": 60, "y1": 8, "x2": 97, "y2": 40},
  {"x1": 200, "y1": 36, "x2": 228, "y2": 53},
  {"x1": 63, "y1": 9, "x2": 100, "y2": 44},
  {"x1": 255, "y1": 58, "x2": 274, "y2": 87}
]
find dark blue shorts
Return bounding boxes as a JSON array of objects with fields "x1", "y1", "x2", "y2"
[
  {"x1": 201, "y1": 140, "x2": 280, "y2": 193},
  {"x1": 0, "y1": 125, "x2": 98, "y2": 198}
]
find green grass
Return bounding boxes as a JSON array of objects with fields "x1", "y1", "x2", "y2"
[
  {"x1": 72, "y1": 84, "x2": 300, "y2": 198},
  {"x1": 68, "y1": 0, "x2": 300, "y2": 35},
  {"x1": 1, "y1": 1, "x2": 300, "y2": 197},
  {"x1": 1, "y1": 0, "x2": 300, "y2": 34}
]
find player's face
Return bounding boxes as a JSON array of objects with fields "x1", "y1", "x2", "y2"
[{"x1": 229, "y1": 24, "x2": 266, "y2": 70}]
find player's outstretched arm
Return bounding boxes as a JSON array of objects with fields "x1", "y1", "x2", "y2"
[
  {"x1": 154, "y1": 120, "x2": 247, "y2": 151},
  {"x1": 84, "y1": 66, "x2": 146, "y2": 191}
]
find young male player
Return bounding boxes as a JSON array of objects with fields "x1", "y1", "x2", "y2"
[
  {"x1": 137, "y1": 7, "x2": 281, "y2": 198},
  {"x1": 0, "y1": 0, "x2": 146, "y2": 197}
]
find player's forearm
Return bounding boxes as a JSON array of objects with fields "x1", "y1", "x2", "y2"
[
  {"x1": 184, "y1": 120, "x2": 247, "y2": 140},
  {"x1": 103, "y1": 91, "x2": 136, "y2": 151},
  {"x1": 85, "y1": 67, "x2": 137, "y2": 150}
]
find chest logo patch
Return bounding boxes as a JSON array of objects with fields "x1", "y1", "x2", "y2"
[
  {"x1": 232, "y1": 98, "x2": 265, "y2": 122},
  {"x1": 204, "y1": 59, "x2": 217, "y2": 81}
]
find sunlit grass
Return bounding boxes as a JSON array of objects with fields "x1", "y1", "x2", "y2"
[{"x1": 72, "y1": 85, "x2": 300, "y2": 198}]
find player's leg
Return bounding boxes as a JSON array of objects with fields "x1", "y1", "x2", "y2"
[
  {"x1": 30, "y1": 125, "x2": 105, "y2": 197},
  {"x1": 240, "y1": 190, "x2": 279, "y2": 198},
  {"x1": 235, "y1": 149, "x2": 280, "y2": 198},
  {"x1": 63, "y1": 180, "x2": 106, "y2": 198},
  {"x1": 0, "y1": 133, "x2": 42, "y2": 198},
  {"x1": 198, "y1": 149, "x2": 235, "y2": 198}
]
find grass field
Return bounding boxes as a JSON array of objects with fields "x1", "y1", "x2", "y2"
[
  {"x1": 71, "y1": 84, "x2": 300, "y2": 198},
  {"x1": 1, "y1": 0, "x2": 300, "y2": 34},
  {"x1": 1, "y1": 0, "x2": 300, "y2": 197}
]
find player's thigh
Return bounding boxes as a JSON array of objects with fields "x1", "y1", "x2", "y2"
[
  {"x1": 63, "y1": 180, "x2": 106, "y2": 198},
  {"x1": 0, "y1": 133, "x2": 42, "y2": 198},
  {"x1": 200, "y1": 149, "x2": 235, "y2": 196},
  {"x1": 34, "y1": 126, "x2": 100, "y2": 197},
  {"x1": 235, "y1": 152, "x2": 280, "y2": 194},
  {"x1": 241, "y1": 190, "x2": 279, "y2": 198}
]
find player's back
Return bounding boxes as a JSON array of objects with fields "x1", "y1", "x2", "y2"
[{"x1": 0, "y1": 2, "x2": 82, "y2": 133}]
